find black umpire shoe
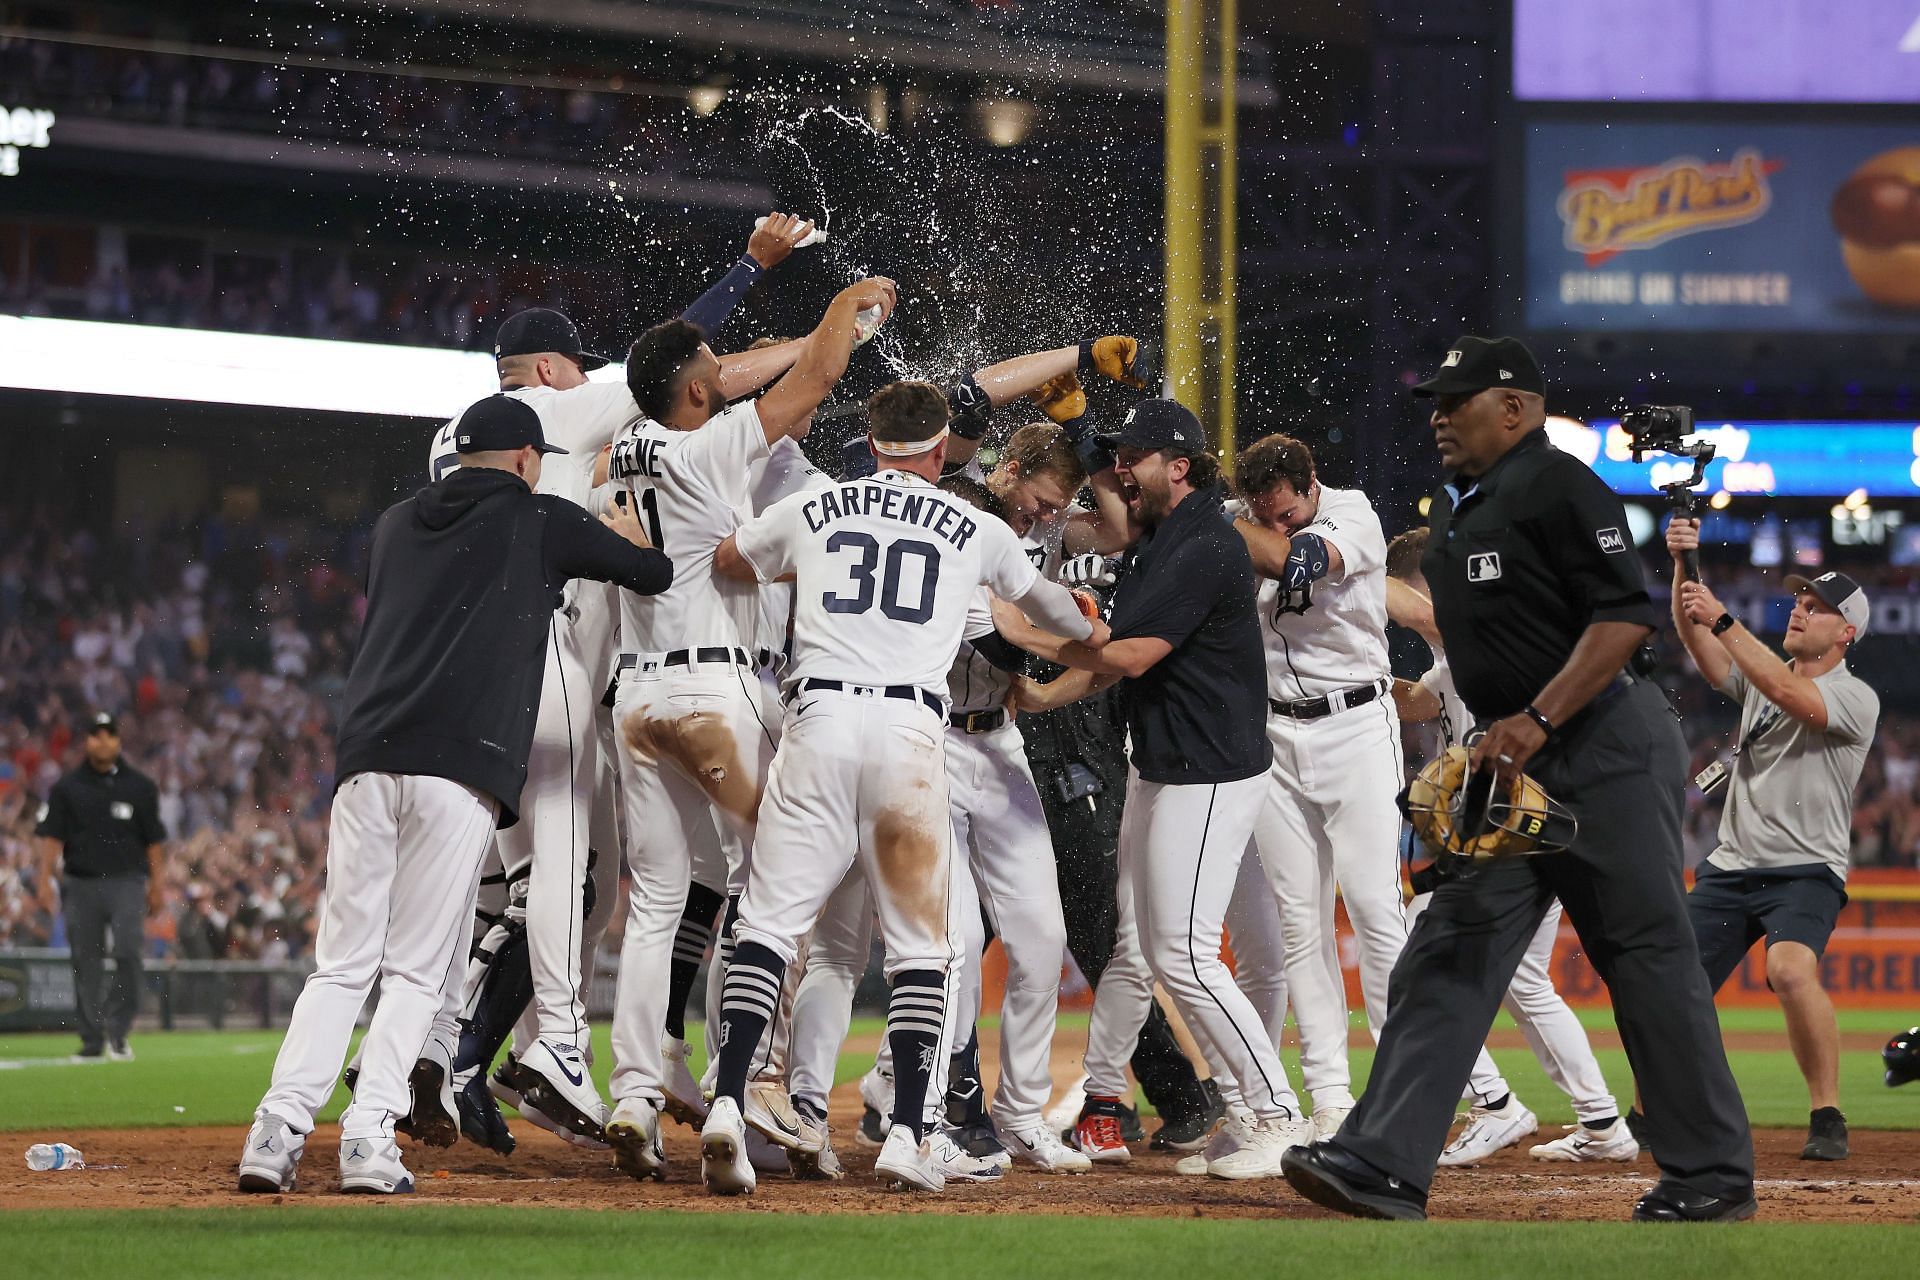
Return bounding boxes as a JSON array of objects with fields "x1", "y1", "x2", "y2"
[
  {"x1": 457, "y1": 1070, "x2": 517, "y2": 1156},
  {"x1": 1282, "y1": 1141, "x2": 1429, "y2": 1222},
  {"x1": 1631, "y1": 1184, "x2": 1758, "y2": 1222},
  {"x1": 1151, "y1": 1078, "x2": 1224, "y2": 1152},
  {"x1": 1801, "y1": 1107, "x2": 1849, "y2": 1161}
]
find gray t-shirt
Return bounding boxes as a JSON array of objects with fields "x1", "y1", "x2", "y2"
[{"x1": 1707, "y1": 661, "x2": 1879, "y2": 881}]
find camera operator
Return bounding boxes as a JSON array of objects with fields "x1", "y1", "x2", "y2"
[{"x1": 1667, "y1": 519, "x2": 1880, "y2": 1163}]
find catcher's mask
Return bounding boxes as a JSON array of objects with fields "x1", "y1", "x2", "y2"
[{"x1": 1398, "y1": 737, "x2": 1577, "y2": 873}]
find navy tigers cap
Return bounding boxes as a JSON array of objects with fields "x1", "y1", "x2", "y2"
[
  {"x1": 1783, "y1": 570, "x2": 1870, "y2": 636},
  {"x1": 1094, "y1": 398, "x2": 1204, "y2": 453},
  {"x1": 494, "y1": 308, "x2": 609, "y2": 371},
  {"x1": 451, "y1": 395, "x2": 569, "y2": 456}
]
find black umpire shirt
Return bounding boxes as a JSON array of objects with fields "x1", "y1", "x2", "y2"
[
  {"x1": 1420, "y1": 428, "x2": 1660, "y2": 721},
  {"x1": 1106, "y1": 484, "x2": 1271, "y2": 785},
  {"x1": 34, "y1": 761, "x2": 166, "y2": 879}
]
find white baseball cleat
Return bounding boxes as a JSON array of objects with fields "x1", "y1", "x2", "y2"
[
  {"x1": 237, "y1": 1111, "x2": 305, "y2": 1193},
  {"x1": 790, "y1": 1135, "x2": 846, "y2": 1181},
  {"x1": 700, "y1": 1097, "x2": 757, "y2": 1196},
  {"x1": 493, "y1": 1056, "x2": 608, "y2": 1150},
  {"x1": 743, "y1": 1079, "x2": 820, "y2": 1153},
  {"x1": 1311, "y1": 1105, "x2": 1353, "y2": 1143},
  {"x1": 1529, "y1": 1121, "x2": 1641, "y2": 1163},
  {"x1": 999, "y1": 1122, "x2": 1093, "y2": 1174},
  {"x1": 1438, "y1": 1096, "x2": 1538, "y2": 1167},
  {"x1": 1044, "y1": 1073, "x2": 1090, "y2": 1135},
  {"x1": 1177, "y1": 1113, "x2": 1246, "y2": 1175},
  {"x1": 1206, "y1": 1112, "x2": 1313, "y2": 1180},
  {"x1": 661, "y1": 1036, "x2": 709, "y2": 1128},
  {"x1": 606, "y1": 1097, "x2": 666, "y2": 1181},
  {"x1": 338, "y1": 1132, "x2": 414, "y2": 1194},
  {"x1": 856, "y1": 1066, "x2": 894, "y2": 1149},
  {"x1": 518, "y1": 1039, "x2": 610, "y2": 1140},
  {"x1": 874, "y1": 1124, "x2": 945, "y2": 1192},
  {"x1": 929, "y1": 1129, "x2": 1006, "y2": 1183}
]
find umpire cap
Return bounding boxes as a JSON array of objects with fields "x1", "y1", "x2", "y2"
[
  {"x1": 1412, "y1": 336, "x2": 1545, "y2": 398},
  {"x1": 495, "y1": 308, "x2": 610, "y2": 371}
]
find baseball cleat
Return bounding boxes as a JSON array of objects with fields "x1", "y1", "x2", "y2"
[
  {"x1": 856, "y1": 1066, "x2": 893, "y2": 1149},
  {"x1": 517, "y1": 1039, "x2": 610, "y2": 1144},
  {"x1": 700, "y1": 1097, "x2": 757, "y2": 1196},
  {"x1": 1802, "y1": 1108, "x2": 1849, "y2": 1161},
  {"x1": 606, "y1": 1097, "x2": 666, "y2": 1181},
  {"x1": 1206, "y1": 1111, "x2": 1313, "y2": 1180},
  {"x1": 874, "y1": 1124, "x2": 945, "y2": 1192},
  {"x1": 1529, "y1": 1121, "x2": 1641, "y2": 1163},
  {"x1": 949, "y1": 1118, "x2": 1011, "y2": 1168},
  {"x1": 396, "y1": 1056, "x2": 459, "y2": 1149},
  {"x1": 237, "y1": 1111, "x2": 305, "y2": 1193},
  {"x1": 930, "y1": 1128, "x2": 1005, "y2": 1183},
  {"x1": 1151, "y1": 1078, "x2": 1225, "y2": 1151},
  {"x1": 1311, "y1": 1105, "x2": 1353, "y2": 1144},
  {"x1": 1282, "y1": 1141, "x2": 1428, "y2": 1221},
  {"x1": 1069, "y1": 1096, "x2": 1133, "y2": 1164},
  {"x1": 1437, "y1": 1096, "x2": 1537, "y2": 1167},
  {"x1": 743, "y1": 1079, "x2": 819, "y2": 1153},
  {"x1": 1176, "y1": 1119, "x2": 1243, "y2": 1176},
  {"x1": 338, "y1": 1132, "x2": 414, "y2": 1195},
  {"x1": 492, "y1": 1057, "x2": 607, "y2": 1150},
  {"x1": 999, "y1": 1122, "x2": 1093, "y2": 1174},
  {"x1": 789, "y1": 1137, "x2": 846, "y2": 1181},
  {"x1": 661, "y1": 1036, "x2": 709, "y2": 1128},
  {"x1": 455, "y1": 1069, "x2": 516, "y2": 1156}
]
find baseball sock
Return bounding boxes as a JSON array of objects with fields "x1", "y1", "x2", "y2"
[
  {"x1": 666, "y1": 883, "x2": 726, "y2": 1039},
  {"x1": 713, "y1": 941, "x2": 784, "y2": 1107},
  {"x1": 887, "y1": 969, "x2": 947, "y2": 1141}
]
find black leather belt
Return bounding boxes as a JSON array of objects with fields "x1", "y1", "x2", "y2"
[
  {"x1": 1268, "y1": 677, "x2": 1388, "y2": 721},
  {"x1": 788, "y1": 678, "x2": 944, "y2": 718},
  {"x1": 617, "y1": 647, "x2": 751, "y2": 674},
  {"x1": 949, "y1": 708, "x2": 1006, "y2": 734}
]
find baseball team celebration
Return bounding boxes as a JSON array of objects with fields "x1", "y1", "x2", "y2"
[{"x1": 1, "y1": 1, "x2": 1916, "y2": 1275}]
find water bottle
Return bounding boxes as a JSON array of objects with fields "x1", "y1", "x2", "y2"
[{"x1": 25, "y1": 1143, "x2": 84, "y2": 1171}]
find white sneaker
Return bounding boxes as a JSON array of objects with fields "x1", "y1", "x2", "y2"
[
  {"x1": 1176, "y1": 1115, "x2": 1245, "y2": 1176},
  {"x1": 661, "y1": 1036, "x2": 708, "y2": 1128},
  {"x1": 518, "y1": 1039, "x2": 610, "y2": 1139},
  {"x1": 743, "y1": 1079, "x2": 820, "y2": 1153},
  {"x1": 874, "y1": 1123, "x2": 944, "y2": 1192},
  {"x1": 930, "y1": 1129, "x2": 1006, "y2": 1183},
  {"x1": 237, "y1": 1111, "x2": 305, "y2": 1192},
  {"x1": 999, "y1": 1122, "x2": 1093, "y2": 1174},
  {"x1": 1438, "y1": 1096, "x2": 1538, "y2": 1167},
  {"x1": 1311, "y1": 1105, "x2": 1353, "y2": 1143},
  {"x1": 1206, "y1": 1112, "x2": 1312, "y2": 1180},
  {"x1": 700, "y1": 1096, "x2": 756, "y2": 1196},
  {"x1": 338, "y1": 1132, "x2": 414, "y2": 1194},
  {"x1": 1044, "y1": 1073, "x2": 1090, "y2": 1134},
  {"x1": 606, "y1": 1097, "x2": 665, "y2": 1181},
  {"x1": 1529, "y1": 1121, "x2": 1640, "y2": 1163}
]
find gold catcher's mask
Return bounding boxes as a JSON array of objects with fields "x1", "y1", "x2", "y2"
[{"x1": 1399, "y1": 741, "x2": 1577, "y2": 872}]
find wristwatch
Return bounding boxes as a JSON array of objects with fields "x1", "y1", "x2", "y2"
[{"x1": 1711, "y1": 612, "x2": 1737, "y2": 636}]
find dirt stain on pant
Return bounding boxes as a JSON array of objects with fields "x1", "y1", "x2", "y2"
[
  {"x1": 873, "y1": 805, "x2": 947, "y2": 937},
  {"x1": 626, "y1": 709, "x2": 759, "y2": 831}
]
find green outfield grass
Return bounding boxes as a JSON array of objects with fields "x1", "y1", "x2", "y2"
[
  {"x1": 2, "y1": 1210, "x2": 1915, "y2": 1280},
  {"x1": 1, "y1": 1005, "x2": 1914, "y2": 1134}
]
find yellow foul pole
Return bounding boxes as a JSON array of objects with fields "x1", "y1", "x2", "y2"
[{"x1": 1163, "y1": 0, "x2": 1238, "y2": 463}]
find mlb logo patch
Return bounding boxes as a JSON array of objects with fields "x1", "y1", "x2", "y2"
[
  {"x1": 1467, "y1": 552, "x2": 1502, "y2": 582},
  {"x1": 1596, "y1": 527, "x2": 1626, "y2": 554}
]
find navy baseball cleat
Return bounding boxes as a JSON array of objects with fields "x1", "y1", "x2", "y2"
[
  {"x1": 457, "y1": 1069, "x2": 517, "y2": 1155},
  {"x1": 1281, "y1": 1141, "x2": 1428, "y2": 1221}
]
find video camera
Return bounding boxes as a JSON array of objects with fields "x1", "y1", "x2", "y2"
[{"x1": 1621, "y1": 403, "x2": 1711, "y2": 582}]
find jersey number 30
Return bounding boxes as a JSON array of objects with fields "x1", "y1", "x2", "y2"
[{"x1": 822, "y1": 532, "x2": 940, "y2": 624}]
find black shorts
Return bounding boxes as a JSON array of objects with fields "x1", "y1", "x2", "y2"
[{"x1": 1687, "y1": 862, "x2": 1848, "y2": 993}]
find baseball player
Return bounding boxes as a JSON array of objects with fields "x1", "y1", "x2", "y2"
[
  {"x1": 1385, "y1": 527, "x2": 1634, "y2": 1163},
  {"x1": 599, "y1": 276, "x2": 901, "y2": 1180},
  {"x1": 699, "y1": 379, "x2": 1103, "y2": 1195},
  {"x1": 238, "y1": 395, "x2": 669, "y2": 1195}
]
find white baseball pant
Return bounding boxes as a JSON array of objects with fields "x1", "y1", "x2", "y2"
[
  {"x1": 1223, "y1": 841, "x2": 1291, "y2": 1050},
  {"x1": 258, "y1": 773, "x2": 496, "y2": 1136},
  {"x1": 1080, "y1": 823, "x2": 1156, "y2": 1102},
  {"x1": 608, "y1": 653, "x2": 776, "y2": 1105},
  {"x1": 1124, "y1": 767, "x2": 1302, "y2": 1122},
  {"x1": 786, "y1": 863, "x2": 874, "y2": 1111}
]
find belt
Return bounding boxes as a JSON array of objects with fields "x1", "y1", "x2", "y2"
[
  {"x1": 617, "y1": 647, "x2": 751, "y2": 675},
  {"x1": 949, "y1": 708, "x2": 1006, "y2": 734},
  {"x1": 788, "y1": 678, "x2": 945, "y2": 719},
  {"x1": 1268, "y1": 677, "x2": 1389, "y2": 721},
  {"x1": 753, "y1": 647, "x2": 783, "y2": 672}
]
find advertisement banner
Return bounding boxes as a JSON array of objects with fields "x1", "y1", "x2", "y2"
[
  {"x1": 1542, "y1": 419, "x2": 1920, "y2": 499},
  {"x1": 1523, "y1": 120, "x2": 1920, "y2": 333}
]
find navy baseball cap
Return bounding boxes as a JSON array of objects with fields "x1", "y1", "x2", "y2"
[
  {"x1": 1412, "y1": 336, "x2": 1546, "y2": 398},
  {"x1": 494, "y1": 308, "x2": 609, "y2": 371},
  {"x1": 1784, "y1": 570, "x2": 1870, "y2": 636},
  {"x1": 1095, "y1": 399, "x2": 1205, "y2": 454},
  {"x1": 83, "y1": 711, "x2": 118, "y2": 735},
  {"x1": 452, "y1": 395, "x2": 569, "y2": 456}
]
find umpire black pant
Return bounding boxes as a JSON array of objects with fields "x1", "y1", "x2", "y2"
[
  {"x1": 1333, "y1": 680, "x2": 1754, "y2": 1201},
  {"x1": 63, "y1": 875, "x2": 146, "y2": 1051}
]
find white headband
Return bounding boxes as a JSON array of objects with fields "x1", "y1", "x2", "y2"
[{"x1": 870, "y1": 426, "x2": 950, "y2": 457}]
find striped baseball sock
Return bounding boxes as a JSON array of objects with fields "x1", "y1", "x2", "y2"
[
  {"x1": 887, "y1": 969, "x2": 946, "y2": 1142},
  {"x1": 666, "y1": 883, "x2": 725, "y2": 1039},
  {"x1": 713, "y1": 940, "x2": 784, "y2": 1107}
]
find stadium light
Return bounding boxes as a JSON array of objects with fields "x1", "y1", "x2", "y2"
[{"x1": 975, "y1": 96, "x2": 1037, "y2": 147}]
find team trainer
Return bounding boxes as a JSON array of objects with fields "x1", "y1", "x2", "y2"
[{"x1": 1282, "y1": 336, "x2": 1756, "y2": 1222}]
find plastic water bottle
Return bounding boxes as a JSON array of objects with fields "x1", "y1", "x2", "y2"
[{"x1": 26, "y1": 1143, "x2": 84, "y2": 1171}]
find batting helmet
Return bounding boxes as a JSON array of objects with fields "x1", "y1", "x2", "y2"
[
  {"x1": 1885, "y1": 1027, "x2": 1920, "y2": 1087},
  {"x1": 1399, "y1": 741, "x2": 1576, "y2": 874}
]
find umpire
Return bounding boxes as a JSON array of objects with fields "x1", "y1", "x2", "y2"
[
  {"x1": 35, "y1": 711, "x2": 166, "y2": 1062},
  {"x1": 1282, "y1": 337, "x2": 1756, "y2": 1222}
]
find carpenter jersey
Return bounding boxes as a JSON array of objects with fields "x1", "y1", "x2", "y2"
[
  {"x1": 429, "y1": 381, "x2": 640, "y2": 510},
  {"x1": 1256, "y1": 485, "x2": 1391, "y2": 700},
  {"x1": 734, "y1": 469, "x2": 1041, "y2": 696},
  {"x1": 1417, "y1": 648, "x2": 1471, "y2": 754},
  {"x1": 606, "y1": 400, "x2": 770, "y2": 654},
  {"x1": 745, "y1": 436, "x2": 834, "y2": 655}
]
